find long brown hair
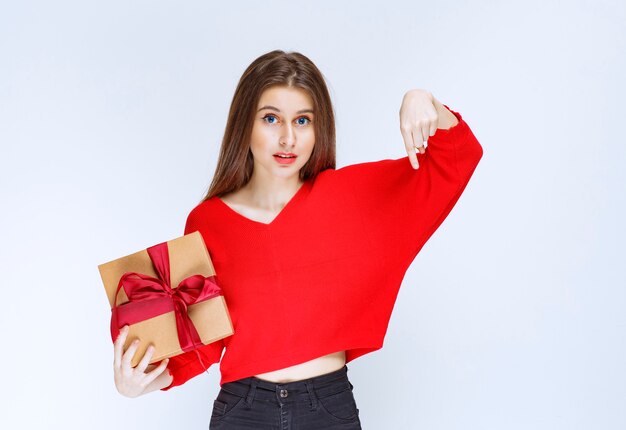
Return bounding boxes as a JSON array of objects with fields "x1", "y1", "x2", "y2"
[{"x1": 200, "y1": 50, "x2": 336, "y2": 203}]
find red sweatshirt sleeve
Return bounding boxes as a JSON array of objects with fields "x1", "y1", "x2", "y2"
[
  {"x1": 159, "y1": 339, "x2": 224, "y2": 391},
  {"x1": 158, "y1": 208, "x2": 225, "y2": 391},
  {"x1": 336, "y1": 105, "x2": 483, "y2": 269}
]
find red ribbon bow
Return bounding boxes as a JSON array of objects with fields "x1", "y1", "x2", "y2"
[{"x1": 110, "y1": 241, "x2": 223, "y2": 355}]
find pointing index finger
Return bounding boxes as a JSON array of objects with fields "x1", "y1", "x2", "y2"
[{"x1": 400, "y1": 126, "x2": 419, "y2": 169}]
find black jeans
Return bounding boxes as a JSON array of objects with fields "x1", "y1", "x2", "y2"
[{"x1": 209, "y1": 365, "x2": 362, "y2": 429}]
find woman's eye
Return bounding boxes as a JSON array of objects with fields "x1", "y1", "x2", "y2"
[
  {"x1": 297, "y1": 117, "x2": 311, "y2": 125},
  {"x1": 262, "y1": 114, "x2": 277, "y2": 124}
]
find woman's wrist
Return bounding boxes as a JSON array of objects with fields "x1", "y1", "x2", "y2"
[
  {"x1": 431, "y1": 97, "x2": 459, "y2": 130},
  {"x1": 142, "y1": 367, "x2": 174, "y2": 394}
]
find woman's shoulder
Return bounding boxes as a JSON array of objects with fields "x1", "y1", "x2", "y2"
[{"x1": 185, "y1": 196, "x2": 221, "y2": 224}]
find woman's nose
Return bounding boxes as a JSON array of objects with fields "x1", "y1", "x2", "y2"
[{"x1": 280, "y1": 124, "x2": 296, "y2": 145}]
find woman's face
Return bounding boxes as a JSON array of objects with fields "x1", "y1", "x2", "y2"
[{"x1": 249, "y1": 85, "x2": 315, "y2": 181}]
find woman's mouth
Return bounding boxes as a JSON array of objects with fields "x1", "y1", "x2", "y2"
[{"x1": 273, "y1": 153, "x2": 297, "y2": 164}]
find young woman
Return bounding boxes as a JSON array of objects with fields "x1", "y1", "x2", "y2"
[{"x1": 112, "y1": 50, "x2": 483, "y2": 429}]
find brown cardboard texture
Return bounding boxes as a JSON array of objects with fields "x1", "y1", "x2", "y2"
[{"x1": 98, "y1": 231, "x2": 233, "y2": 367}]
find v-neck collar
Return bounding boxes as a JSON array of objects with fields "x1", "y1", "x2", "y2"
[{"x1": 213, "y1": 179, "x2": 312, "y2": 228}]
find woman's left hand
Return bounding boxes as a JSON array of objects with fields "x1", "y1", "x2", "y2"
[{"x1": 399, "y1": 89, "x2": 438, "y2": 170}]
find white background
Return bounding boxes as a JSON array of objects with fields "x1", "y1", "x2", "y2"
[{"x1": 1, "y1": 1, "x2": 624, "y2": 429}]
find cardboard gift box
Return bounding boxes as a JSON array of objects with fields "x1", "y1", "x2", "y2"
[{"x1": 98, "y1": 231, "x2": 234, "y2": 367}]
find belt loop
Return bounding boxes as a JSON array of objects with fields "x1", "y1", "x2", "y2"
[
  {"x1": 244, "y1": 379, "x2": 258, "y2": 409},
  {"x1": 304, "y1": 380, "x2": 318, "y2": 411}
]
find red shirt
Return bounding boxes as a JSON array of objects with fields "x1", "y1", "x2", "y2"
[{"x1": 160, "y1": 106, "x2": 483, "y2": 390}]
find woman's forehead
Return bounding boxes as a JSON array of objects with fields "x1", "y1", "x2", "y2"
[{"x1": 257, "y1": 86, "x2": 314, "y2": 113}]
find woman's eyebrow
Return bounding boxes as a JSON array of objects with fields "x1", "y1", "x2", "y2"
[{"x1": 257, "y1": 105, "x2": 314, "y2": 114}]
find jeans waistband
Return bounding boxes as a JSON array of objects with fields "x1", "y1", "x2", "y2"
[{"x1": 220, "y1": 365, "x2": 353, "y2": 404}]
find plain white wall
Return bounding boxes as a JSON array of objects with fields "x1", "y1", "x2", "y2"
[{"x1": 1, "y1": 0, "x2": 624, "y2": 429}]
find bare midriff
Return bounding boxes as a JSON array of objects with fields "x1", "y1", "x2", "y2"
[{"x1": 253, "y1": 351, "x2": 346, "y2": 383}]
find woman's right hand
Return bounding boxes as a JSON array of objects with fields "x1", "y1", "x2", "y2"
[{"x1": 113, "y1": 325, "x2": 171, "y2": 398}]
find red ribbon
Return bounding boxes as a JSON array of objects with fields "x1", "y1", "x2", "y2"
[{"x1": 110, "y1": 240, "x2": 223, "y2": 355}]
